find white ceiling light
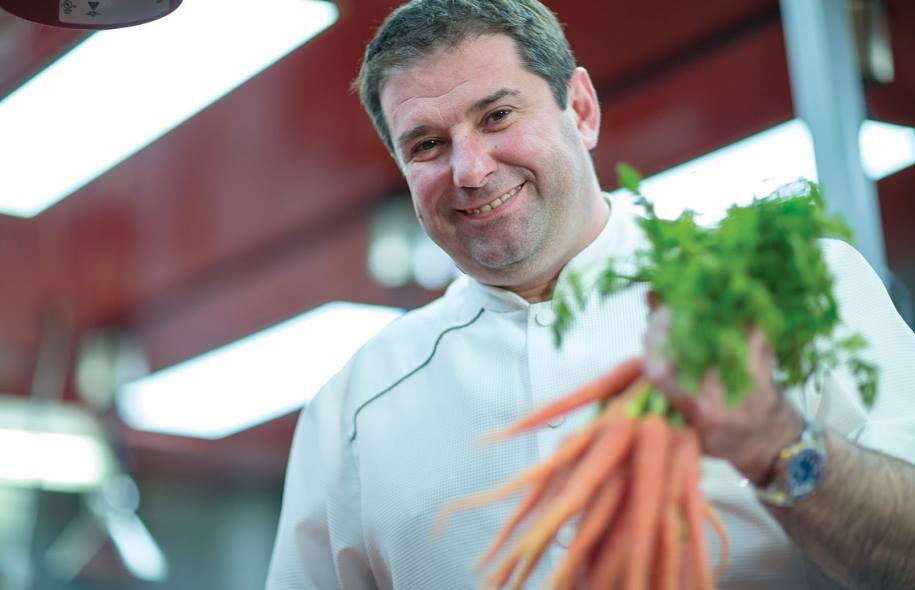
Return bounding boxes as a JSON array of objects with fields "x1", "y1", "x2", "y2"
[
  {"x1": 0, "y1": 0, "x2": 338, "y2": 218},
  {"x1": 859, "y1": 119, "x2": 915, "y2": 179},
  {"x1": 0, "y1": 396, "x2": 116, "y2": 492},
  {"x1": 0, "y1": 430, "x2": 109, "y2": 490},
  {"x1": 609, "y1": 118, "x2": 915, "y2": 224},
  {"x1": 117, "y1": 302, "x2": 403, "y2": 439}
]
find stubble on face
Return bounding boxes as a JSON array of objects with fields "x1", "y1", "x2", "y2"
[{"x1": 458, "y1": 117, "x2": 585, "y2": 280}]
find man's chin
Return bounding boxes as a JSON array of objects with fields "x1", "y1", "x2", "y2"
[
  {"x1": 456, "y1": 234, "x2": 553, "y2": 284},
  {"x1": 463, "y1": 253, "x2": 541, "y2": 286},
  {"x1": 468, "y1": 251, "x2": 527, "y2": 273}
]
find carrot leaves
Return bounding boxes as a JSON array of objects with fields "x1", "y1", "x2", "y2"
[{"x1": 553, "y1": 165, "x2": 878, "y2": 407}]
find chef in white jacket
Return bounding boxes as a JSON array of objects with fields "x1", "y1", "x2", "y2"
[{"x1": 267, "y1": 1, "x2": 915, "y2": 588}]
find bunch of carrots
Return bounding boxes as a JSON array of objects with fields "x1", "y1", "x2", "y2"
[
  {"x1": 438, "y1": 357, "x2": 728, "y2": 590},
  {"x1": 436, "y1": 172, "x2": 875, "y2": 589}
]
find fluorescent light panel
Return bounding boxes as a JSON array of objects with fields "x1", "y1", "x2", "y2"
[
  {"x1": 860, "y1": 119, "x2": 915, "y2": 179},
  {"x1": 0, "y1": 396, "x2": 114, "y2": 491},
  {"x1": 0, "y1": 0, "x2": 338, "y2": 218},
  {"x1": 0, "y1": 429, "x2": 109, "y2": 491},
  {"x1": 117, "y1": 302, "x2": 403, "y2": 439},
  {"x1": 608, "y1": 118, "x2": 915, "y2": 224}
]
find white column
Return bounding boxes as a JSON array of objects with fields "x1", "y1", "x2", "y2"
[{"x1": 780, "y1": 0, "x2": 889, "y2": 284}]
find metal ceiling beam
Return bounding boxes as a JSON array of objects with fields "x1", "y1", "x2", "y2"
[{"x1": 780, "y1": 0, "x2": 889, "y2": 284}]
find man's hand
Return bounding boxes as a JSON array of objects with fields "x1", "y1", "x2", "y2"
[{"x1": 642, "y1": 306, "x2": 805, "y2": 484}]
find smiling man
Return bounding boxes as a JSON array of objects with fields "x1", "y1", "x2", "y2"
[
  {"x1": 266, "y1": 1, "x2": 915, "y2": 589},
  {"x1": 379, "y1": 32, "x2": 607, "y2": 302}
]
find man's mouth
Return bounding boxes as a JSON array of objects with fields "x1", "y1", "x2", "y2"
[{"x1": 464, "y1": 183, "x2": 524, "y2": 217}]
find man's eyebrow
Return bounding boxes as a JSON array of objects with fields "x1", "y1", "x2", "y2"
[
  {"x1": 397, "y1": 125, "x2": 431, "y2": 152},
  {"x1": 469, "y1": 88, "x2": 521, "y2": 114}
]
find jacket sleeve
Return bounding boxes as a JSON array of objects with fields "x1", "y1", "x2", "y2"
[
  {"x1": 265, "y1": 371, "x2": 376, "y2": 590},
  {"x1": 821, "y1": 238, "x2": 915, "y2": 463}
]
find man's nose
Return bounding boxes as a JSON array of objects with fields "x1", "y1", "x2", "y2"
[{"x1": 451, "y1": 134, "x2": 496, "y2": 188}]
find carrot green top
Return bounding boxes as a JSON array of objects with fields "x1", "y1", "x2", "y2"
[{"x1": 553, "y1": 164, "x2": 878, "y2": 408}]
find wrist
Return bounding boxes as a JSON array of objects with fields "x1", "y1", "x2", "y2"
[
  {"x1": 754, "y1": 420, "x2": 827, "y2": 507},
  {"x1": 737, "y1": 403, "x2": 806, "y2": 485}
]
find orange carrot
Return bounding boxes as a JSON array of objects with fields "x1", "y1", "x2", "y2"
[
  {"x1": 549, "y1": 471, "x2": 626, "y2": 590},
  {"x1": 655, "y1": 504, "x2": 682, "y2": 590},
  {"x1": 482, "y1": 547, "x2": 523, "y2": 590},
  {"x1": 682, "y1": 429, "x2": 713, "y2": 590},
  {"x1": 624, "y1": 414, "x2": 673, "y2": 590},
  {"x1": 703, "y1": 499, "x2": 730, "y2": 580},
  {"x1": 653, "y1": 432, "x2": 687, "y2": 590},
  {"x1": 510, "y1": 549, "x2": 547, "y2": 590},
  {"x1": 445, "y1": 357, "x2": 732, "y2": 590},
  {"x1": 496, "y1": 400, "x2": 638, "y2": 589},
  {"x1": 436, "y1": 419, "x2": 602, "y2": 539},
  {"x1": 587, "y1": 498, "x2": 632, "y2": 589},
  {"x1": 483, "y1": 357, "x2": 643, "y2": 442},
  {"x1": 678, "y1": 541, "x2": 696, "y2": 590},
  {"x1": 474, "y1": 471, "x2": 553, "y2": 571},
  {"x1": 476, "y1": 462, "x2": 575, "y2": 571}
]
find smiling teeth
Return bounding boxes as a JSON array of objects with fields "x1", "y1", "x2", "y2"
[{"x1": 468, "y1": 185, "x2": 522, "y2": 216}]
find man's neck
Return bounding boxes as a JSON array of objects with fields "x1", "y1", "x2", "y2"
[{"x1": 513, "y1": 278, "x2": 560, "y2": 303}]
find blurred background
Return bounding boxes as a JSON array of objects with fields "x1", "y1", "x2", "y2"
[{"x1": 0, "y1": 0, "x2": 912, "y2": 588}]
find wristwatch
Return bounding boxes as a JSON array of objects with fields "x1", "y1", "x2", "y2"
[{"x1": 754, "y1": 421, "x2": 827, "y2": 507}]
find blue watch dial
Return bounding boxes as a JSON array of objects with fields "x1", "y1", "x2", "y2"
[{"x1": 787, "y1": 448, "x2": 824, "y2": 498}]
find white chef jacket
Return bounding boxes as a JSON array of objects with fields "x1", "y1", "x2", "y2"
[{"x1": 266, "y1": 196, "x2": 915, "y2": 590}]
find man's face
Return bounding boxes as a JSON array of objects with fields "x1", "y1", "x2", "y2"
[{"x1": 379, "y1": 34, "x2": 603, "y2": 295}]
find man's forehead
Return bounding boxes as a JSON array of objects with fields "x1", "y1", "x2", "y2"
[
  {"x1": 385, "y1": 42, "x2": 513, "y2": 98},
  {"x1": 380, "y1": 35, "x2": 526, "y2": 127},
  {"x1": 398, "y1": 33, "x2": 520, "y2": 83}
]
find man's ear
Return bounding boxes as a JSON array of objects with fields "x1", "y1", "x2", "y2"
[{"x1": 567, "y1": 67, "x2": 601, "y2": 150}]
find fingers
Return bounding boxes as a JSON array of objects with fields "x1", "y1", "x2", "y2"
[
  {"x1": 642, "y1": 310, "x2": 790, "y2": 470},
  {"x1": 644, "y1": 307, "x2": 701, "y2": 421},
  {"x1": 643, "y1": 307, "x2": 671, "y2": 384},
  {"x1": 644, "y1": 308, "x2": 771, "y2": 425},
  {"x1": 747, "y1": 327, "x2": 776, "y2": 378},
  {"x1": 643, "y1": 307, "x2": 675, "y2": 394}
]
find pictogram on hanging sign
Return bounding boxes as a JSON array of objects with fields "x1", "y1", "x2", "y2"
[{"x1": 59, "y1": 0, "x2": 170, "y2": 26}]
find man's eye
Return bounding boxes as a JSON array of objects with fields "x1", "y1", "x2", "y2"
[
  {"x1": 487, "y1": 109, "x2": 512, "y2": 124},
  {"x1": 412, "y1": 138, "x2": 441, "y2": 155}
]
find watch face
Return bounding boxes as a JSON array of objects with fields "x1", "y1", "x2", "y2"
[{"x1": 787, "y1": 448, "x2": 824, "y2": 498}]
